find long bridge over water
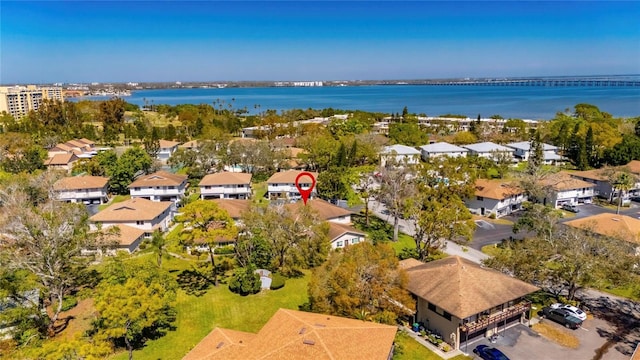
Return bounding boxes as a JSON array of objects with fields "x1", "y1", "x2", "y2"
[{"x1": 420, "y1": 77, "x2": 640, "y2": 87}]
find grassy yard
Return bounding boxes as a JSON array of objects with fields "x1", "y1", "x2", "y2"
[
  {"x1": 389, "y1": 233, "x2": 417, "y2": 256},
  {"x1": 394, "y1": 331, "x2": 471, "y2": 360},
  {"x1": 251, "y1": 181, "x2": 269, "y2": 205},
  {"x1": 111, "y1": 257, "x2": 310, "y2": 360},
  {"x1": 532, "y1": 322, "x2": 580, "y2": 349}
]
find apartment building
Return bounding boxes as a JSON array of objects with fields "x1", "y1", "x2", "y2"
[
  {"x1": 199, "y1": 172, "x2": 252, "y2": 199},
  {"x1": 0, "y1": 85, "x2": 64, "y2": 119}
]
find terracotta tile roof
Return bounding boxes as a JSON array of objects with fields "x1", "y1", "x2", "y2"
[
  {"x1": 214, "y1": 309, "x2": 397, "y2": 360},
  {"x1": 212, "y1": 199, "x2": 251, "y2": 219},
  {"x1": 50, "y1": 143, "x2": 74, "y2": 152},
  {"x1": 626, "y1": 160, "x2": 640, "y2": 174},
  {"x1": 182, "y1": 328, "x2": 256, "y2": 360},
  {"x1": 267, "y1": 170, "x2": 318, "y2": 184},
  {"x1": 401, "y1": 256, "x2": 539, "y2": 319},
  {"x1": 65, "y1": 140, "x2": 89, "y2": 149},
  {"x1": 89, "y1": 198, "x2": 172, "y2": 222},
  {"x1": 128, "y1": 171, "x2": 187, "y2": 188},
  {"x1": 564, "y1": 213, "x2": 640, "y2": 245},
  {"x1": 474, "y1": 179, "x2": 523, "y2": 200},
  {"x1": 180, "y1": 140, "x2": 199, "y2": 149},
  {"x1": 199, "y1": 172, "x2": 252, "y2": 186},
  {"x1": 327, "y1": 222, "x2": 365, "y2": 241},
  {"x1": 159, "y1": 139, "x2": 180, "y2": 148},
  {"x1": 110, "y1": 224, "x2": 145, "y2": 246},
  {"x1": 78, "y1": 138, "x2": 95, "y2": 146},
  {"x1": 631, "y1": 342, "x2": 640, "y2": 360},
  {"x1": 45, "y1": 153, "x2": 79, "y2": 166},
  {"x1": 539, "y1": 171, "x2": 596, "y2": 191},
  {"x1": 285, "y1": 199, "x2": 352, "y2": 221},
  {"x1": 54, "y1": 176, "x2": 109, "y2": 191}
]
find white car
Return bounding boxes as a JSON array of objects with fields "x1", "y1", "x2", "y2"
[{"x1": 550, "y1": 303, "x2": 587, "y2": 321}]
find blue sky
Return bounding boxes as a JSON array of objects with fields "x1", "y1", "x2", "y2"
[{"x1": 2, "y1": 1, "x2": 639, "y2": 83}]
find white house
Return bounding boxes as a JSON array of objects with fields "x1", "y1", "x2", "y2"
[
  {"x1": 95, "y1": 224, "x2": 146, "y2": 254},
  {"x1": 199, "y1": 172, "x2": 252, "y2": 199},
  {"x1": 267, "y1": 170, "x2": 318, "y2": 200},
  {"x1": 505, "y1": 141, "x2": 565, "y2": 164},
  {"x1": 462, "y1": 142, "x2": 514, "y2": 162},
  {"x1": 538, "y1": 172, "x2": 596, "y2": 207},
  {"x1": 157, "y1": 139, "x2": 180, "y2": 161},
  {"x1": 89, "y1": 198, "x2": 173, "y2": 236},
  {"x1": 419, "y1": 142, "x2": 469, "y2": 161},
  {"x1": 53, "y1": 175, "x2": 109, "y2": 204},
  {"x1": 380, "y1": 145, "x2": 421, "y2": 167},
  {"x1": 328, "y1": 222, "x2": 366, "y2": 249},
  {"x1": 465, "y1": 179, "x2": 526, "y2": 217},
  {"x1": 128, "y1": 170, "x2": 188, "y2": 205}
]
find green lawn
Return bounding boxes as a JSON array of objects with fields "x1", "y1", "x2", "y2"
[
  {"x1": 390, "y1": 233, "x2": 417, "y2": 255},
  {"x1": 252, "y1": 181, "x2": 269, "y2": 205},
  {"x1": 111, "y1": 258, "x2": 310, "y2": 360},
  {"x1": 393, "y1": 331, "x2": 471, "y2": 360}
]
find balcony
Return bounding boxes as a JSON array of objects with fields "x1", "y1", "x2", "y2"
[{"x1": 459, "y1": 301, "x2": 531, "y2": 333}]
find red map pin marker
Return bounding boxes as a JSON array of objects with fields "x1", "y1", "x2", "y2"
[{"x1": 295, "y1": 172, "x2": 316, "y2": 205}]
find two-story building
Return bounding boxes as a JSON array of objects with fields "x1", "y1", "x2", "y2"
[
  {"x1": 128, "y1": 171, "x2": 188, "y2": 205},
  {"x1": 199, "y1": 172, "x2": 252, "y2": 199},
  {"x1": 157, "y1": 140, "x2": 180, "y2": 162},
  {"x1": 419, "y1": 142, "x2": 469, "y2": 161},
  {"x1": 465, "y1": 179, "x2": 526, "y2": 217},
  {"x1": 89, "y1": 197, "x2": 173, "y2": 237},
  {"x1": 505, "y1": 141, "x2": 565, "y2": 165},
  {"x1": 571, "y1": 161, "x2": 640, "y2": 202},
  {"x1": 380, "y1": 144, "x2": 421, "y2": 167},
  {"x1": 53, "y1": 175, "x2": 109, "y2": 204},
  {"x1": 538, "y1": 171, "x2": 596, "y2": 207},
  {"x1": 44, "y1": 153, "x2": 79, "y2": 172},
  {"x1": 400, "y1": 257, "x2": 539, "y2": 351},
  {"x1": 462, "y1": 142, "x2": 514, "y2": 162},
  {"x1": 267, "y1": 170, "x2": 318, "y2": 200}
]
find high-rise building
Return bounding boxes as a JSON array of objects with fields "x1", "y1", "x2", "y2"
[{"x1": 0, "y1": 85, "x2": 64, "y2": 119}]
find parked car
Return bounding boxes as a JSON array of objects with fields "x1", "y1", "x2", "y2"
[
  {"x1": 541, "y1": 307, "x2": 583, "y2": 329},
  {"x1": 561, "y1": 204, "x2": 579, "y2": 213},
  {"x1": 550, "y1": 303, "x2": 587, "y2": 321},
  {"x1": 473, "y1": 345, "x2": 510, "y2": 360}
]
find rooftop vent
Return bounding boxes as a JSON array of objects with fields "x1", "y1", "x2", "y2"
[
  {"x1": 216, "y1": 342, "x2": 225, "y2": 349},
  {"x1": 299, "y1": 327, "x2": 306, "y2": 334},
  {"x1": 612, "y1": 218, "x2": 620, "y2": 221},
  {"x1": 303, "y1": 339, "x2": 315, "y2": 346},
  {"x1": 314, "y1": 323, "x2": 326, "y2": 328}
]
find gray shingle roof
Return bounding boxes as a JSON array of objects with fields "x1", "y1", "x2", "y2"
[
  {"x1": 419, "y1": 142, "x2": 469, "y2": 154},
  {"x1": 462, "y1": 142, "x2": 512, "y2": 153},
  {"x1": 506, "y1": 141, "x2": 558, "y2": 151}
]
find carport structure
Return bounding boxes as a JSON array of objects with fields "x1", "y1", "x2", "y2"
[{"x1": 400, "y1": 257, "x2": 539, "y2": 351}]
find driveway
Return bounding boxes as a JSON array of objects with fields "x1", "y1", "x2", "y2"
[{"x1": 466, "y1": 318, "x2": 630, "y2": 360}]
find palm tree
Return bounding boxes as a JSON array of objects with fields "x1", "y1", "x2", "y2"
[
  {"x1": 150, "y1": 230, "x2": 168, "y2": 268},
  {"x1": 613, "y1": 172, "x2": 635, "y2": 214}
]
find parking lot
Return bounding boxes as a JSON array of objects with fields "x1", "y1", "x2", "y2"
[{"x1": 465, "y1": 316, "x2": 631, "y2": 360}]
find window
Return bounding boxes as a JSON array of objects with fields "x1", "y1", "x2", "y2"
[
  {"x1": 169, "y1": 186, "x2": 175, "y2": 189},
  {"x1": 443, "y1": 311, "x2": 452, "y2": 321},
  {"x1": 352, "y1": 238, "x2": 359, "y2": 244},
  {"x1": 428, "y1": 302, "x2": 436, "y2": 312},
  {"x1": 336, "y1": 241, "x2": 343, "y2": 247},
  {"x1": 134, "y1": 187, "x2": 140, "y2": 191},
  {"x1": 205, "y1": 186, "x2": 211, "y2": 189},
  {"x1": 477, "y1": 196, "x2": 484, "y2": 201},
  {"x1": 136, "y1": 221, "x2": 144, "y2": 225}
]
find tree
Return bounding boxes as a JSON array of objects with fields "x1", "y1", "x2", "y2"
[
  {"x1": 354, "y1": 167, "x2": 377, "y2": 227},
  {"x1": 228, "y1": 265, "x2": 261, "y2": 296},
  {"x1": 317, "y1": 167, "x2": 350, "y2": 202},
  {"x1": 585, "y1": 126, "x2": 596, "y2": 167},
  {"x1": 177, "y1": 200, "x2": 238, "y2": 285},
  {"x1": 0, "y1": 174, "x2": 102, "y2": 336},
  {"x1": 93, "y1": 270, "x2": 175, "y2": 360},
  {"x1": 388, "y1": 122, "x2": 429, "y2": 146},
  {"x1": 527, "y1": 131, "x2": 544, "y2": 176},
  {"x1": 512, "y1": 202, "x2": 563, "y2": 243},
  {"x1": 611, "y1": 171, "x2": 636, "y2": 214},
  {"x1": 108, "y1": 147, "x2": 152, "y2": 195},
  {"x1": 97, "y1": 98, "x2": 126, "y2": 144},
  {"x1": 377, "y1": 165, "x2": 416, "y2": 241},
  {"x1": 239, "y1": 204, "x2": 330, "y2": 276},
  {"x1": 307, "y1": 242, "x2": 413, "y2": 324},
  {"x1": 150, "y1": 230, "x2": 167, "y2": 268}
]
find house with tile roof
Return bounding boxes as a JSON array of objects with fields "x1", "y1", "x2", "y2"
[
  {"x1": 286, "y1": 199, "x2": 364, "y2": 249},
  {"x1": 158, "y1": 139, "x2": 180, "y2": 162},
  {"x1": 537, "y1": 171, "x2": 596, "y2": 208},
  {"x1": 465, "y1": 179, "x2": 526, "y2": 217},
  {"x1": 400, "y1": 256, "x2": 539, "y2": 351},
  {"x1": 44, "y1": 153, "x2": 79, "y2": 172},
  {"x1": 564, "y1": 213, "x2": 640, "y2": 255},
  {"x1": 101, "y1": 224, "x2": 147, "y2": 254},
  {"x1": 129, "y1": 170, "x2": 188, "y2": 205},
  {"x1": 505, "y1": 141, "x2": 565, "y2": 165},
  {"x1": 462, "y1": 142, "x2": 514, "y2": 162},
  {"x1": 182, "y1": 308, "x2": 397, "y2": 360},
  {"x1": 211, "y1": 199, "x2": 251, "y2": 222},
  {"x1": 266, "y1": 170, "x2": 318, "y2": 200},
  {"x1": 199, "y1": 172, "x2": 252, "y2": 199},
  {"x1": 380, "y1": 144, "x2": 421, "y2": 167},
  {"x1": 48, "y1": 138, "x2": 97, "y2": 159},
  {"x1": 89, "y1": 198, "x2": 173, "y2": 236},
  {"x1": 53, "y1": 175, "x2": 109, "y2": 204},
  {"x1": 570, "y1": 160, "x2": 640, "y2": 202},
  {"x1": 419, "y1": 142, "x2": 468, "y2": 161}
]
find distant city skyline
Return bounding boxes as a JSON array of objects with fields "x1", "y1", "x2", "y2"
[{"x1": 2, "y1": 1, "x2": 639, "y2": 84}]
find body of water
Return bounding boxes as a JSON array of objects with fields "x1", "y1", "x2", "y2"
[{"x1": 76, "y1": 85, "x2": 640, "y2": 120}]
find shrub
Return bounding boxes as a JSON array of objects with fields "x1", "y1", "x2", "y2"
[
  {"x1": 270, "y1": 273, "x2": 286, "y2": 290},
  {"x1": 489, "y1": 213, "x2": 496, "y2": 219},
  {"x1": 61, "y1": 295, "x2": 78, "y2": 311},
  {"x1": 228, "y1": 266, "x2": 261, "y2": 296},
  {"x1": 214, "y1": 245, "x2": 235, "y2": 255}
]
